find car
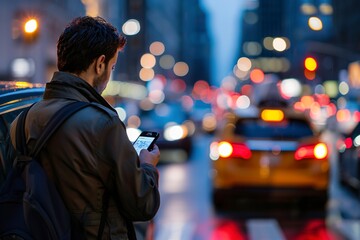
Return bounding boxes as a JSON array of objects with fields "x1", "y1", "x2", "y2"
[
  {"x1": 338, "y1": 122, "x2": 360, "y2": 195},
  {"x1": 209, "y1": 106, "x2": 329, "y2": 215},
  {"x1": 0, "y1": 81, "x2": 44, "y2": 184}
]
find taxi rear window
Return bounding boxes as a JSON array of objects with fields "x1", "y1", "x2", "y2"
[{"x1": 235, "y1": 118, "x2": 314, "y2": 139}]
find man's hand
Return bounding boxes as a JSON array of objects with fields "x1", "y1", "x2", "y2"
[{"x1": 139, "y1": 144, "x2": 160, "y2": 167}]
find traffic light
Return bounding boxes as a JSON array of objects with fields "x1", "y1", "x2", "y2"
[
  {"x1": 304, "y1": 56, "x2": 317, "y2": 80},
  {"x1": 304, "y1": 57, "x2": 317, "y2": 71}
]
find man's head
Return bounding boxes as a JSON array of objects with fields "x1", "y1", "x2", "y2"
[{"x1": 57, "y1": 16, "x2": 126, "y2": 92}]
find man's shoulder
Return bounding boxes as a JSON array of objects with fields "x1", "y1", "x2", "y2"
[
  {"x1": 30, "y1": 100, "x2": 120, "y2": 127},
  {"x1": 88, "y1": 102, "x2": 117, "y2": 118}
]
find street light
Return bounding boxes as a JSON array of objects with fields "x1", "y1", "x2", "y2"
[
  {"x1": 23, "y1": 18, "x2": 39, "y2": 43},
  {"x1": 24, "y1": 18, "x2": 38, "y2": 33}
]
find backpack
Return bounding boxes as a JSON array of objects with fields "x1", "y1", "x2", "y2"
[{"x1": 0, "y1": 101, "x2": 108, "y2": 240}]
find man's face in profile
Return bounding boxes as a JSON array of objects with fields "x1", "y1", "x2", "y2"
[{"x1": 93, "y1": 50, "x2": 119, "y2": 93}]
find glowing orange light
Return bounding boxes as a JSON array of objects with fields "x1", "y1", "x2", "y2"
[
  {"x1": 250, "y1": 69, "x2": 264, "y2": 83},
  {"x1": 261, "y1": 109, "x2": 285, "y2": 122},
  {"x1": 305, "y1": 57, "x2": 318, "y2": 71},
  {"x1": 300, "y1": 95, "x2": 314, "y2": 108},
  {"x1": 218, "y1": 141, "x2": 233, "y2": 158},
  {"x1": 336, "y1": 109, "x2": 351, "y2": 122},
  {"x1": 294, "y1": 102, "x2": 305, "y2": 112},
  {"x1": 314, "y1": 143, "x2": 328, "y2": 159},
  {"x1": 24, "y1": 18, "x2": 38, "y2": 33},
  {"x1": 304, "y1": 69, "x2": 316, "y2": 80},
  {"x1": 295, "y1": 143, "x2": 327, "y2": 160}
]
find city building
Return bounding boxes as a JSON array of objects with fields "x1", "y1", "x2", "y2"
[
  {"x1": 236, "y1": 0, "x2": 360, "y2": 86},
  {"x1": 0, "y1": 0, "x2": 85, "y2": 83},
  {"x1": 0, "y1": 0, "x2": 210, "y2": 89}
]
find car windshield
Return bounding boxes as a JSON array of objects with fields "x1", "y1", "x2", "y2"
[{"x1": 235, "y1": 118, "x2": 314, "y2": 139}]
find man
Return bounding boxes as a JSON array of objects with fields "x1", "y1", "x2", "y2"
[{"x1": 10, "y1": 16, "x2": 160, "y2": 239}]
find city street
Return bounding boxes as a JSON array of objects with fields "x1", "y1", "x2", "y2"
[
  {"x1": 2, "y1": 1, "x2": 360, "y2": 240},
  {"x1": 154, "y1": 131, "x2": 360, "y2": 240}
]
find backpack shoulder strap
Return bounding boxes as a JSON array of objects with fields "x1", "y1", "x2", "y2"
[
  {"x1": 30, "y1": 101, "x2": 90, "y2": 158},
  {"x1": 15, "y1": 105, "x2": 32, "y2": 155}
]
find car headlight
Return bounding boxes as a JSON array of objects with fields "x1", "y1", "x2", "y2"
[{"x1": 164, "y1": 125, "x2": 188, "y2": 141}]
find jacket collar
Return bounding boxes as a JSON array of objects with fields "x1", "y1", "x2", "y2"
[{"x1": 44, "y1": 71, "x2": 115, "y2": 112}]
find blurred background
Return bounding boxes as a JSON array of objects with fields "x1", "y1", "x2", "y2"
[
  {"x1": 3, "y1": 0, "x2": 360, "y2": 239},
  {"x1": 2, "y1": 0, "x2": 360, "y2": 135}
]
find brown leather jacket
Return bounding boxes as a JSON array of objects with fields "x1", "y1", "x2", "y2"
[{"x1": 10, "y1": 72, "x2": 160, "y2": 239}]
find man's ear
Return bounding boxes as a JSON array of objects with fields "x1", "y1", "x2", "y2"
[{"x1": 95, "y1": 55, "x2": 106, "y2": 74}]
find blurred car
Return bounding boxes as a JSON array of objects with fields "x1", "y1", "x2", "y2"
[
  {"x1": 209, "y1": 106, "x2": 329, "y2": 214},
  {"x1": 0, "y1": 81, "x2": 44, "y2": 184},
  {"x1": 337, "y1": 122, "x2": 360, "y2": 195},
  {"x1": 129, "y1": 102, "x2": 194, "y2": 164},
  {"x1": 189, "y1": 99, "x2": 217, "y2": 134}
]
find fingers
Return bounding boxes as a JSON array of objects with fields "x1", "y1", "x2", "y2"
[
  {"x1": 150, "y1": 144, "x2": 160, "y2": 154},
  {"x1": 139, "y1": 145, "x2": 160, "y2": 166}
]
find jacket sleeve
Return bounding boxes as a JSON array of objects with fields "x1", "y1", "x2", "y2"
[{"x1": 97, "y1": 116, "x2": 160, "y2": 221}]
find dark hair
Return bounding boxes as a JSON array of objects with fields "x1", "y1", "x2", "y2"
[{"x1": 57, "y1": 16, "x2": 126, "y2": 74}]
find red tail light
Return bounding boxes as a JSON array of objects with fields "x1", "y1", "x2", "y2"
[
  {"x1": 336, "y1": 137, "x2": 352, "y2": 152},
  {"x1": 344, "y1": 137, "x2": 352, "y2": 149},
  {"x1": 217, "y1": 141, "x2": 252, "y2": 159},
  {"x1": 295, "y1": 143, "x2": 328, "y2": 160}
]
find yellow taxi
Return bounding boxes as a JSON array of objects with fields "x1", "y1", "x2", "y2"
[{"x1": 209, "y1": 106, "x2": 329, "y2": 212}]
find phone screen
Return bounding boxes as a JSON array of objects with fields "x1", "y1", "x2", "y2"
[{"x1": 133, "y1": 136, "x2": 156, "y2": 155}]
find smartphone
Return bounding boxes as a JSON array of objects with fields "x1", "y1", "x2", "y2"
[{"x1": 133, "y1": 131, "x2": 160, "y2": 155}]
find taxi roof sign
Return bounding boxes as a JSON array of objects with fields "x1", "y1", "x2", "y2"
[{"x1": 260, "y1": 109, "x2": 284, "y2": 122}]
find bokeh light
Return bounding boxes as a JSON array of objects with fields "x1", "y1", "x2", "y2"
[
  {"x1": 236, "y1": 95, "x2": 251, "y2": 109},
  {"x1": 122, "y1": 19, "x2": 141, "y2": 35},
  {"x1": 149, "y1": 41, "x2": 165, "y2": 56},
  {"x1": 249, "y1": 68, "x2": 264, "y2": 83},
  {"x1": 139, "y1": 68, "x2": 155, "y2": 81},
  {"x1": 127, "y1": 115, "x2": 141, "y2": 128},
  {"x1": 173, "y1": 62, "x2": 189, "y2": 77},
  {"x1": 319, "y1": 3, "x2": 333, "y2": 15},
  {"x1": 280, "y1": 78, "x2": 302, "y2": 98},
  {"x1": 159, "y1": 55, "x2": 175, "y2": 69},
  {"x1": 300, "y1": 3, "x2": 317, "y2": 15},
  {"x1": 273, "y1": 37, "x2": 287, "y2": 52},
  {"x1": 305, "y1": 57, "x2": 317, "y2": 71},
  {"x1": 243, "y1": 41, "x2": 262, "y2": 56},
  {"x1": 263, "y1": 37, "x2": 274, "y2": 50},
  {"x1": 308, "y1": 17, "x2": 323, "y2": 31},
  {"x1": 115, "y1": 107, "x2": 126, "y2": 121},
  {"x1": 339, "y1": 82, "x2": 349, "y2": 95},
  {"x1": 140, "y1": 53, "x2": 156, "y2": 69},
  {"x1": 237, "y1": 57, "x2": 252, "y2": 72},
  {"x1": 24, "y1": 18, "x2": 38, "y2": 33}
]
